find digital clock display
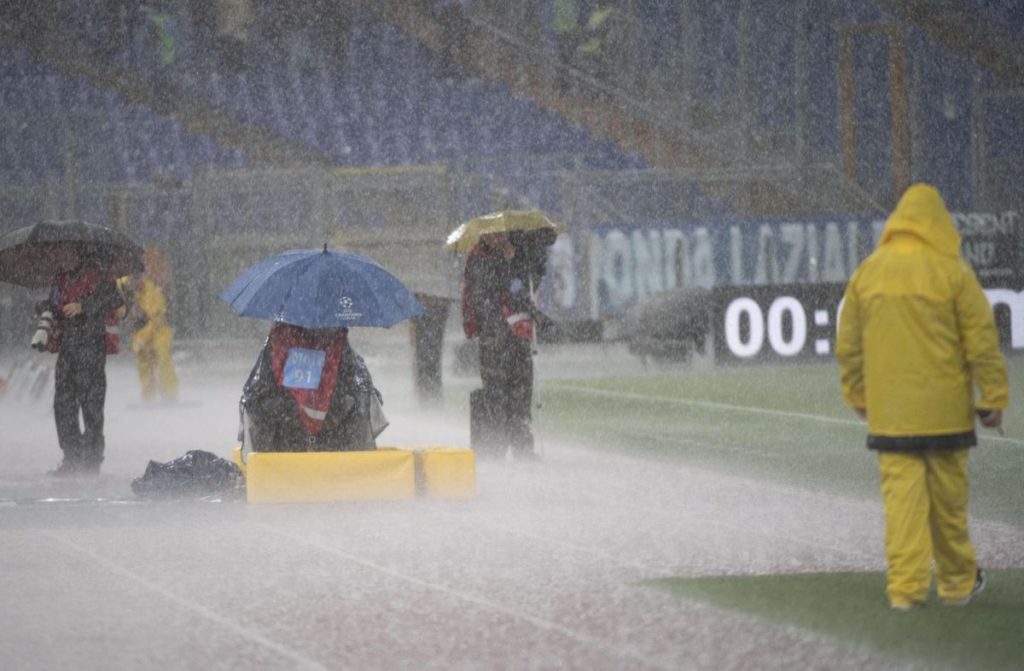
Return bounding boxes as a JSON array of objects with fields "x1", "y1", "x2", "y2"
[
  {"x1": 712, "y1": 283, "x2": 1023, "y2": 361},
  {"x1": 712, "y1": 284, "x2": 848, "y2": 361}
]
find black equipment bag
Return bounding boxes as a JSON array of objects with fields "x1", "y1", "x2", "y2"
[{"x1": 131, "y1": 450, "x2": 244, "y2": 499}]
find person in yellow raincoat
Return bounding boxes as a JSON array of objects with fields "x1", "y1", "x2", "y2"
[
  {"x1": 836, "y1": 183, "x2": 1008, "y2": 611},
  {"x1": 120, "y1": 258, "x2": 179, "y2": 403}
]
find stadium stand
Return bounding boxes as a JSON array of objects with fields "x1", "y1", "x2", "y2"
[
  {"x1": 0, "y1": 0, "x2": 1021, "y2": 347},
  {"x1": 0, "y1": 44, "x2": 249, "y2": 187},
  {"x1": 168, "y1": 22, "x2": 647, "y2": 175},
  {"x1": 0, "y1": 0, "x2": 1021, "y2": 223},
  {"x1": 474, "y1": 0, "x2": 1020, "y2": 212},
  {"x1": 1, "y1": 4, "x2": 653, "y2": 228}
]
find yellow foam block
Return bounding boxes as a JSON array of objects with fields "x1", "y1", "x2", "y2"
[
  {"x1": 414, "y1": 447, "x2": 477, "y2": 499},
  {"x1": 245, "y1": 449, "x2": 415, "y2": 503}
]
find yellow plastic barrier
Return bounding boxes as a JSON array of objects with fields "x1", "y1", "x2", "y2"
[
  {"x1": 244, "y1": 449, "x2": 416, "y2": 504},
  {"x1": 412, "y1": 447, "x2": 477, "y2": 499}
]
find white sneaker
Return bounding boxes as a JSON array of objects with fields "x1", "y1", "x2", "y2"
[{"x1": 944, "y1": 568, "x2": 986, "y2": 606}]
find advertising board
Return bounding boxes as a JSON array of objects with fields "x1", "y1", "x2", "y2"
[{"x1": 539, "y1": 210, "x2": 1022, "y2": 358}]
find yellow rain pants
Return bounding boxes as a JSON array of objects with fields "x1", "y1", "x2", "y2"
[
  {"x1": 878, "y1": 449, "x2": 978, "y2": 606},
  {"x1": 133, "y1": 320, "x2": 178, "y2": 401},
  {"x1": 131, "y1": 279, "x2": 179, "y2": 402}
]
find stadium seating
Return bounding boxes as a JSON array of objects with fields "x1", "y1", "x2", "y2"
[
  {"x1": 0, "y1": 2, "x2": 663, "y2": 230},
  {"x1": 161, "y1": 19, "x2": 646, "y2": 172},
  {"x1": 959, "y1": 0, "x2": 1024, "y2": 36},
  {"x1": 0, "y1": 44, "x2": 249, "y2": 188},
  {"x1": 577, "y1": 0, "x2": 1020, "y2": 210},
  {"x1": 3, "y1": 0, "x2": 1018, "y2": 224}
]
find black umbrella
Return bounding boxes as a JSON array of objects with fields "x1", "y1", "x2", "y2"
[{"x1": 0, "y1": 220, "x2": 145, "y2": 288}]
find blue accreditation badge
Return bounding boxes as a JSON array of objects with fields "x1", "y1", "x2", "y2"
[{"x1": 282, "y1": 348, "x2": 326, "y2": 390}]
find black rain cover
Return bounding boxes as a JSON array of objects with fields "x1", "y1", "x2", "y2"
[{"x1": 131, "y1": 450, "x2": 243, "y2": 499}]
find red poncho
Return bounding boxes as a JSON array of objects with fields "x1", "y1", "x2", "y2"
[{"x1": 268, "y1": 323, "x2": 347, "y2": 435}]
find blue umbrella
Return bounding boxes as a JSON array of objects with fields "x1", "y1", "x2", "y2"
[{"x1": 219, "y1": 248, "x2": 424, "y2": 329}]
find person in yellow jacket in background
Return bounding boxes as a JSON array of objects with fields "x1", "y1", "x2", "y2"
[
  {"x1": 119, "y1": 247, "x2": 179, "y2": 403},
  {"x1": 836, "y1": 183, "x2": 1008, "y2": 611}
]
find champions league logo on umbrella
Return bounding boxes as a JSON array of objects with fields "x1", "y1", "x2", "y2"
[
  {"x1": 219, "y1": 248, "x2": 422, "y2": 329},
  {"x1": 336, "y1": 295, "x2": 362, "y2": 322}
]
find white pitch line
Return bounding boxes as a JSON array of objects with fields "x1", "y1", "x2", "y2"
[
  {"x1": 47, "y1": 533, "x2": 330, "y2": 671},
  {"x1": 984, "y1": 433, "x2": 1024, "y2": 447},
  {"x1": 549, "y1": 383, "x2": 862, "y2": 425},
  {"x1": 631, "y1": 429, "x2": 784, "y2": 459},
  {"x1": 261, "y1": 525, "x2": 674, "y2": 671},
  {"x1": 549, "y1": 383, "x2": 1024, "y2": 447}
]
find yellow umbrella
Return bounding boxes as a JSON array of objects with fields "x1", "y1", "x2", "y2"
[{"x1": 445, "y1": 210, "x2": 567, "y2": 254}]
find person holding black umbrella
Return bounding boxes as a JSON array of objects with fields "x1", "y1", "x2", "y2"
[
  {"x1": 1, "y1": 220, "x2": 143, "y2": 476},
  {"x1": 39, "y1": 245, "x2": 125, "y2": 476}
]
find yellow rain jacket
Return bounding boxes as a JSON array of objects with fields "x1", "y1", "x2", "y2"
[
  {"x1": 128, "y1": 278, "x2": 179, "y2": 402},
  {"x1": 132, "y1": 279, "x2": 173, "y2": 352},
  {"x1": 836, "y1": 184, "x2": 1008, "y2": 446}
]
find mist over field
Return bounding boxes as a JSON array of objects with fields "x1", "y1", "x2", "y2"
[{"x1": 2, "y1": 0, "x2": 1023, "y2": 668}]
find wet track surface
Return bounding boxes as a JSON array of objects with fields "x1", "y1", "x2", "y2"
[{"x1": 2, "y1": 343, "x2": 1021, "y2": 670}]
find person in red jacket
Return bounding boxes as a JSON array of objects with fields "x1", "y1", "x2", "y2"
[
  {"x1": 39, "y1": 246, "x2": 123, "y2": 475},
  {"x1": 462, "y1": 232, "x2": 544, "y2": 460}
]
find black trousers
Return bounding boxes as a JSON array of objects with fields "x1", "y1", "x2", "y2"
[
  {"x1": 53, "y1": 345, "x2": 107, "y2": 466},
  {"x1": 411, "y1": 295, "x2": 451, "y2": 405},
  {"x1": 479, "y1": 336, "x2": 534, "y2": 456}
]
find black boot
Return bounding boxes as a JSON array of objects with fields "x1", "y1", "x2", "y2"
[
  {"x1": 48, "y1": 453, "x2": 82, "y2": 477},
  {"x1": 78, "y1": 446, "x2": 104, "y2": 477},
  {"x1": 78, "y1": 456, "x2": 103, "y2": 476}
]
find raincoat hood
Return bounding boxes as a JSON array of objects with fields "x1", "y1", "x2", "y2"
[{"x1": 879, "y1": 183, "x2": 961, "y2": 258}]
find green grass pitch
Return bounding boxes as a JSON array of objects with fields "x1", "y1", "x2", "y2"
[{"x1": 522, "y1": 353, "x2": 1023, "y2": 669}]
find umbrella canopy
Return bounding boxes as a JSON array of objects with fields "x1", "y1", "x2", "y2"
[
  {"x1": 0, "y1": 220, "x2": 145, "y2": 288},
  {"x1": 445, "y1": 210, "x2": 566, "y2": 254},
  {"x1": 219, "y1": 248, "x2": 424, "y2": 329}
]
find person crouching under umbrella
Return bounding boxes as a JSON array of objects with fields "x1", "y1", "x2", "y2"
[{"x1": 238, "y1": 323, "x2": 387, "y2": 452}]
